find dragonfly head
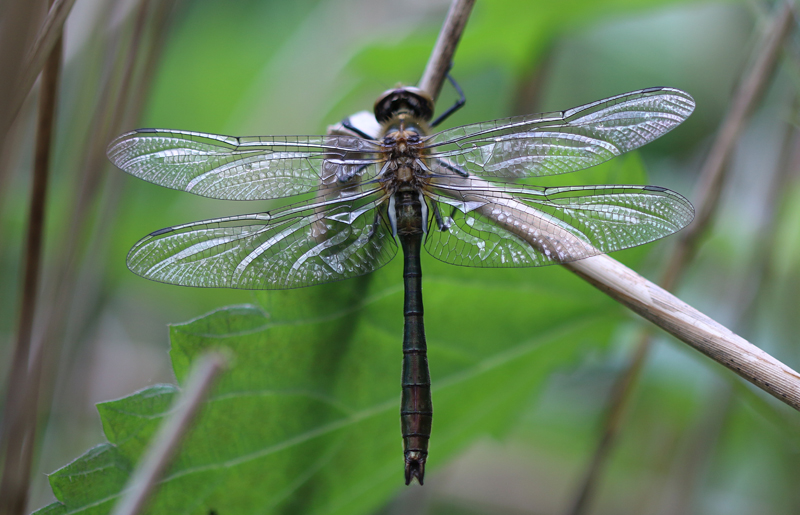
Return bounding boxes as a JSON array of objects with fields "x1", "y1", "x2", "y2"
[
  {"x1": 404, "y1": 450, "x2": 427, "y2": 485},
  {"x1": 374, "y1": 86, "x2": 434, "y2": 124}
]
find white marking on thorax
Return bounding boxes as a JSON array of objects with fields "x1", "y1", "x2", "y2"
[{"x1": 388, "y1": 193, "x2": 398, "y2": 236}]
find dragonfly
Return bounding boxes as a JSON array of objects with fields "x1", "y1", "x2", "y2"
[{"x1": 108, "y1": 84, "x2": 695, "y2": 485}]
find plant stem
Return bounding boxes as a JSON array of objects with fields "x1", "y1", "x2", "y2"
[
  {"x1": 654, "y1": 95, "x2": 800, "y2": 515},
  {"x1": 564, "y1": 4, "x2": 796, "y2": 514},
  {"x1": 0, "y1": 32, "x2": 63, "y2": 515},
  {"x1": 31, "y1": 0, "x2": 158, "y2": 455},
  {"x1": 110, "y1": 353, "x2": 227, "y2": 515},
  {"x1": 0, "y1": 0, "x2": 77, "y2": 150},
  {"x1": 418, "y1": 0, "x2": 475, "y2": 101}
]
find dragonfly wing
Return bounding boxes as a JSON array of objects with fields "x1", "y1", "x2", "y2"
[
  {"x1": 424, "y1": 178, "x2": 694, "y2": 267},
  {"x1": 127, "y1": 190, "x2": 397, "y2": 289},
  {"x1": 108, "y1": 129, "x2": 384, "y2": 200},
  {"x1": 426, "y1": 87, "x2": 694, "y2": 179}
]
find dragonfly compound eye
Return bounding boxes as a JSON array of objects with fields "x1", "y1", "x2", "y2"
[{"x1": 374, "y1": 86, "x2": 435, "y2": 123}]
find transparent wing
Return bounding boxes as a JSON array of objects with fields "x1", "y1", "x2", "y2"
[
  {"x1": 423, "y1": 176, "x2": 694, "y2": 268},
  {"x1": 425, "y1": 87, "x2": 694, "y2": 180},
  {"x1": 108, "y1": 129, "x2": 385, "y2": 200},
  {"x1": 126, "y1": 189, "x2": 397, "y2": 289}
]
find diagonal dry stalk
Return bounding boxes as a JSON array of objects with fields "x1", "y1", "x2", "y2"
[
  {"x1": 110, "y1": 353, "x2": 227, "y2": 515},
  {"x1": 653, "y1": 95, "x2": 800, "y2": 515},
  {"x1": 419, "y1": 0, "x2": 800, "y2": 413},
  {"x1": 418, "y1": 0, "x2": 475, "y2": 101},
  {"x1": 566, "y1": 3, "x2": 797, "y2": 514},
  {"x1": 432, "y1": 167, "x2": 800, "y2": 413}
]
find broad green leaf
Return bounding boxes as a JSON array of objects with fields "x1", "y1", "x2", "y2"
[{"x1": 33, "y1": 155, "x2": 659, "y2": 514}]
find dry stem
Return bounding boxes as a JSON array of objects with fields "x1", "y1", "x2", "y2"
[
  {"x1": 566, "y1": 4, "x2": 797, "y2": 514},
  {"x1": 110, "y1": 353, "x2": 227, "y2": 515},
  {"x1": 0, "y1": 31, "x2": 63, "y2": 515},
  {"x1": 417, "y1": 0, "x2": 475, "y2": 101},
  {"x1": 0, "y1": 0, "x2": 77, "y2": 147}
]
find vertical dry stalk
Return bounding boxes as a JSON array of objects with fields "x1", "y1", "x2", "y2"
[
  {"x1": 0, "y1": 0, "x2": 42, "y2": 151},
  {"x1": 565, "y1": 4, "x2": 796, "y2": 514},
  {"x1": 0, "y1": 33, "x2": 63, "y2": 515},
  {"x1": 22, "y1": 0, "x2": 174, "y2": 508},
  {"x1": 0, "y1": 1, "x2": 44, "y2": 195},
  {"x1": 31, "y1": 0, "x2": 156, "y2": 336},
  {"x1": 0, "y1": 0, "x2": 77, "y2": 154},
  {"x1": 30, "y1": 0, "x2": 155, "y2": 414}
]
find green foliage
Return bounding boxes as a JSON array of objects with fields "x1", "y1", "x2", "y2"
[{"x1": 34, "y1": 283, "x2": 613, "y2": 514}]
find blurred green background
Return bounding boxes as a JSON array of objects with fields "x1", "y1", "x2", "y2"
[{"x1": 2, "y1": 0, "x2": 800, "y2": 513}]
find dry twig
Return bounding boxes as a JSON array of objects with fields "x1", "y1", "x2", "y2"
[
  {"x1": 110, "y1": 353, "x2": 227, "y2": 515},
  {"x1": 418, "y1": 0, "x2": 475, "y2": 100},
  {"x1": 566, "y1": 4, "x2": 797, "y2": 514},
  {"x1": 0, "y1": 0, "x2": 77, "y2": 147},
  {"x1": 0, "y1": 30, "x2": 63, "y2": 515}
]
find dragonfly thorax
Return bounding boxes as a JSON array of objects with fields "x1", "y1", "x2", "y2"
[
  {"x1": 380, "y1": 115, "x2": 430, "y2": 188},
  {"x1": 382, "y1": 118, "x2": 430, "y2": 238}
]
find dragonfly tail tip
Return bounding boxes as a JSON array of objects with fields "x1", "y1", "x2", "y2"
[{"x1": 404, "y1": 452, "x2": 427, "y2": 485}]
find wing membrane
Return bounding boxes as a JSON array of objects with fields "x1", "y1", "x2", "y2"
[
  {"x1": 426, "y1": 87, "x2": 694, "y2": 180},
  {"x1": 108, "y1": 129, "x2": 385, "y2": 200},
  {"x1": 424, "y1": 177, "x2": 694, "y2": 267},
  {"x1": 127, "y1": 190, "x2": 397, "y2": 289}
]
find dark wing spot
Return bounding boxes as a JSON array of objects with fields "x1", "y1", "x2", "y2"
[
  {"x1": 150, "y1": 226, "x2": 175, "y2": 236},
  {"x1": 136, "y1": 128, "x2": 158, "y2": 133},
  {"x1": 643, "y1": 185, "x2": 667, "y2": 192}
]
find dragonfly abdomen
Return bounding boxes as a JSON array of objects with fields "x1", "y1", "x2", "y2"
[{"x1": 396, "y1": 190, "x2": 433, "y2": 485}]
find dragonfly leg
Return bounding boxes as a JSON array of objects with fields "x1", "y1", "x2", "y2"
[
  {"x1": 369, "y1": 206, "x2": 389, "y2": 240},
  {"x1": 430, "y1": 201, "x2": 451, "y2": 231},
  {"x1": 430, "y1": 73, "x2": 466, "y2": 127},
  {"x1": 433, "y1": 157, "x2": 469, "y2": 178},
  {"x1": 340, "y1": 117, "x2": 375, "y2": 140},
  {"x1": 336, "y1": 162, "x2": 369, "y2": 184}
]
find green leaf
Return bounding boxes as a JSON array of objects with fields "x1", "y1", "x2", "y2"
[{"x1": 36, "y1": 298, "x2": 616, "y2": 515}]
